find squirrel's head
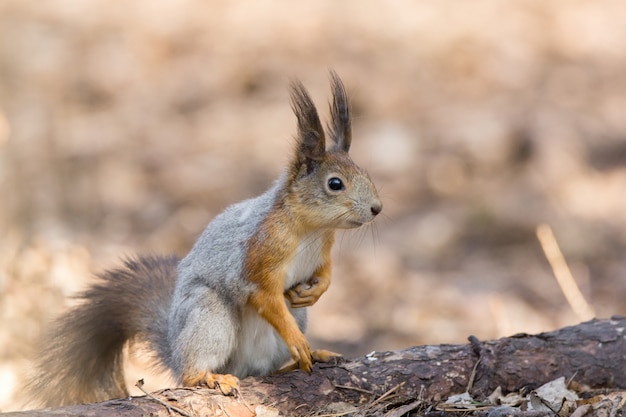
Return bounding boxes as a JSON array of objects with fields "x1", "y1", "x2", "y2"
[{"x1": 286, "y1": 72, "x2": 382, "y2": 230}]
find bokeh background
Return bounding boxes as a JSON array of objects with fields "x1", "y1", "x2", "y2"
[{"x1": 1, "y1": 0, "x2": 626, "y2": 411}]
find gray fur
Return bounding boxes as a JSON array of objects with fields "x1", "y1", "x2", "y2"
[{"x1": 167, "y1": 175, "x2": 308, "y2": 379}]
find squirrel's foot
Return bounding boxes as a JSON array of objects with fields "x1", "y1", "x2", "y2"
[
  {"x1": 285, "y1": 276, "x2": 330, "y2": 308},
  {"x1": 311, "y1": 348, "x2": 342, "y2": 363},
  {"x1": 182, "y1": 371, "x2": 240, "y2": 396},
  {"x1": 276, "y1": 349, "x2": 342, "y2": 374}
]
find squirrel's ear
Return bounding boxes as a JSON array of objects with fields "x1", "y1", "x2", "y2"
[
  {"x1": 290, "y1": 80, "x2": 326, "y2": 174},
  {"x1": 327, "y1": 71, "x2": 351, "y2": 153}
]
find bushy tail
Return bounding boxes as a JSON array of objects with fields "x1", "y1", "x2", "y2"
[{"x1": 27, "y1": 255, "x2": 179, "y2": 407}]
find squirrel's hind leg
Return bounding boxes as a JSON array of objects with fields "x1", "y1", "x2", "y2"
[
  {"x1": 170, "y1": 289, "x2": 240, "y2": 395},
  {"x1": 311, "y1": 349, "x2": 342, "y2": 363}
]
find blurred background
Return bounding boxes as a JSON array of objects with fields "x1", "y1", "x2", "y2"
[{"x1": 1, "y1": 0, "x2": 626, "y2": 411}]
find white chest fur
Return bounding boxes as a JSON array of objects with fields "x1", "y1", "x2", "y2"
[
  {"x1": 227, "y1": 232, "x2": 326, "y2": 377},
  {"x1": 284, "y1": 232, "x2": 326, "y2": 290}
]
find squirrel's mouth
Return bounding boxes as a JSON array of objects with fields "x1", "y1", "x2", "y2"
[{"x1": 343, "y1": 220, "x2": 365, "y2": 228}]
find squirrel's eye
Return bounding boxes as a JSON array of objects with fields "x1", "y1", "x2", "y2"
[{"x1": 328, "y1": 177, "x2": 344, "y2": 191}]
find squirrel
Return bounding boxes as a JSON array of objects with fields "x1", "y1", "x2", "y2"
[{"x1": 27, "y1": 72, "x2": 382, "y2": 407}]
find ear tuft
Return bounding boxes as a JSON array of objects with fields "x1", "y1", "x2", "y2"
[
  {"x1": 327, "y1": 71, "x2": 352, "y2": 153},
  {"x1": 290, "y1": 80, "x2": 326, "y2": 174}
]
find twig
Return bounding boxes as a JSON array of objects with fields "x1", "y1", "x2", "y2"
[
  {"x1": 218, "y1": 402, "x2": 232, "y2": 417},
  {"x1": 536, "y1": 224, "x2": 595, "y2": 321},
  {"x1": 566, "y1": 371, "x2": 579, "y2": 388},
  {"x1": 135, "y1": 379, "x2": 193, "y2": 417},
  {"x1": 235, "y1": 394, "x2": 256, "y2": 416},
  {"x1": 315, "y1": 411, "x2": 355, "y2": 417},
  {"x1": 466, "y1": 358, "x2": 481, "y2": 393},
  {"x1": 383, "y1": 400, "x2": 422, "y2": 417},
  {"x1": 334, "y1": 384, "x2": 374, "y2": 395},
  {"x1": 369, "y1": 382, "x2": 406, "y2": 408}
]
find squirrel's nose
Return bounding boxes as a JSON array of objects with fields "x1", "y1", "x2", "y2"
[{"x1": 370, "y1": 202, "x2": 382, "y2": 216}]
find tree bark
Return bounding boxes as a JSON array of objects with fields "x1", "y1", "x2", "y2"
[{"x1": 5, "y1": 317, "x2": 626, "y2": 417}]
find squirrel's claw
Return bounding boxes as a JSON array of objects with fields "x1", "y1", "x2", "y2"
[
  {"x1": 291, "y1": 344, "x2": 313, "y2": 373},
  {"x1": 276, "y1": 348, "x2": 342, "y2": 374},
  {"x1": 299, "y1": 358, "x2": 313, "y2": 374},
  {"x1": 284, "y1": 331, "x2": 312, "y2": 373},
  {"x1": 182, "y1": 371, "x2": 240, "y2": 396}
]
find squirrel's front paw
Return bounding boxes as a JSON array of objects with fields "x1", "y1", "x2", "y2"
[
  {"x1": 284, "y1": 331, "x2": 313, "y2": 373},
  {"x1": 277, "y1": 348, "x2": 343, "y2": 374},
  {"x1": 285, "y1": 276, "x2": 330, "y2": 308},
  {"x1": 182, "y1": 371, "x2": 240, "y2": 396}
]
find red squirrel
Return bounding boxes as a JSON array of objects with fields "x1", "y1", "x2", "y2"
[{"x1": 29, "y1": 72, "x2": 382, "y2": 406}]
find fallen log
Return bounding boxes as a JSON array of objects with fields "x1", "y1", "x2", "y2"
[{"x1": 5, "y1": 317, "x2": 626, "y2": 417}]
